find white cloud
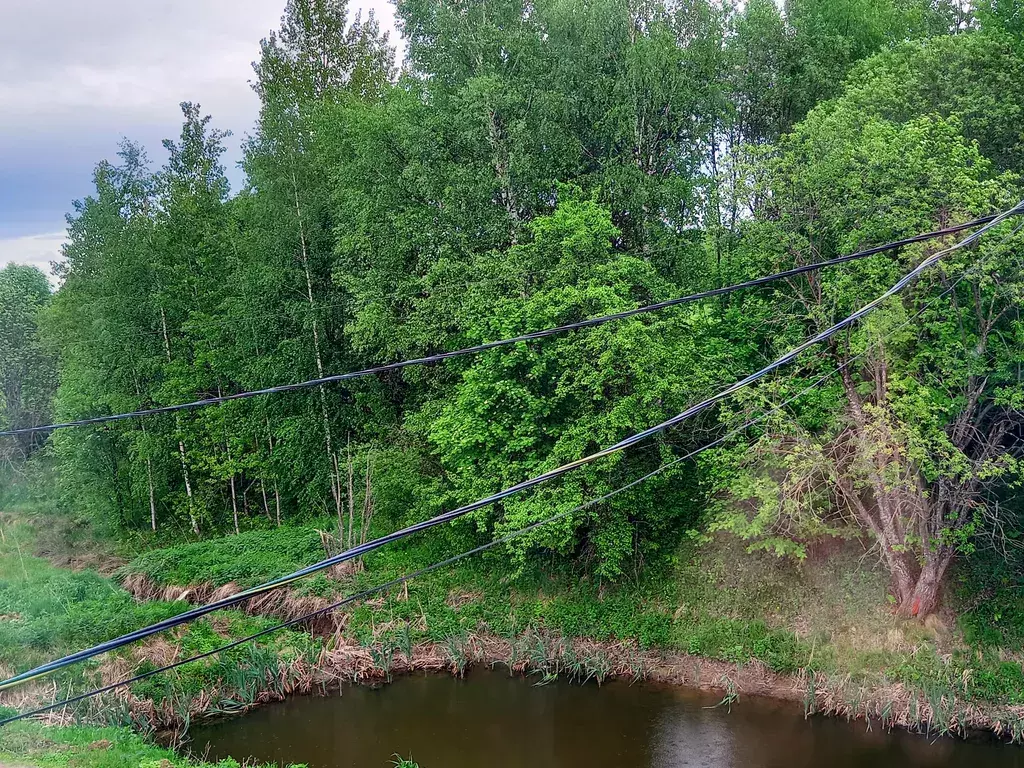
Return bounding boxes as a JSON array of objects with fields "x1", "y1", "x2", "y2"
[
  {"x1": 0, "y1": 232, "x2": 66, "y2": 283},
  {"x1": 0, "y1": 0, "x2": 401, "y2": 276},
  {"x1": 0, "y1": 2, "x2": 279, "y2": 134},
  {"x1": 0, "y1": 0, "x2": 399, "y2": 131}
]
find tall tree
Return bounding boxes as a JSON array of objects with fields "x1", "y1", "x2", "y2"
[
  {"x1": 414, "y1": 190, "x2": 737, "y2": 576},
  {"x1": 48, "y1": 142, "x2": 170, "y2": 532},
  {"x1": 0, "y1": 264, "x2": 55, "y2": 460},
  {"x1": 712, "y1": 104, "x2": 1024, "y2": 616},
  {"x1": 243, "y1": 0, "x2": 396, "y2": 521},
  {"x1": 150, "y1": 102, "x2": 234, "y2": 535}
]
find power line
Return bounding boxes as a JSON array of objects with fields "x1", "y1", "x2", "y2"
[
  {"x1": 0, "y1": 356, "x2": 871, "y2": 727},
  {"x1": 5, "y1": 237, "x2": 996, "y2": 727},
  {"x1": 0, "y1": 213, "x2": 997, "y2": 439},
  {"x1": 2, "y1": 203, "x2": 1017, "y2": 694},
  {"x1": 591, "y1": 220, "x2": 1024, "y2": 524}
]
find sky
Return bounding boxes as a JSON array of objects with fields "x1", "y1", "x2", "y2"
[{"x1": 0, "y1": 0, "x2": 399, "y2": 281}]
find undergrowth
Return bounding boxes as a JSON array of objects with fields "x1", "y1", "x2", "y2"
[
  {"x1": 9, "y1": 505, "x2": 1024, "y2": 742},
  {"x1": 0, "y1": 518, "x2": 185, "y2": 671},
  {"x1": 117, "y1": 527, "x2": 327, "y2": 591}
]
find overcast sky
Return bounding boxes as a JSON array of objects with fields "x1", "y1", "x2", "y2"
[{"x1": 0, "y1": 0, "x2": 398, "y2": 280}]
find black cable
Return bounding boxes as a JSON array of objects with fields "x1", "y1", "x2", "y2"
[
  {"x1": 2, "y1": 204, "x2": 1017, "y2": 694},
  {"x1": 0, "y1": 360, "x2": 861, "y2": 728},
  {"x1": 0, "y1": 213, "x2": 997, "y2": 439},
  {"x1": 5, "y1": 218, "x2": 1020, "y2": 724}
]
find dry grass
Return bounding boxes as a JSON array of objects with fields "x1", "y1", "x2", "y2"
[
  {"x1": 119, "y1": 573, "x2": 341, "y2": 631},
  {"x1": 445, "y1": 590, "x2": 483, "y2": 610},
  {"x1": 692, "y1": 533, "x2": 955, "y2": 669}
]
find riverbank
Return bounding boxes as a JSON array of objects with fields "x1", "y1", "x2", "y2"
[
  {"x1": 0, "y1": 716, "x2": 419, "y2": 768},
  {"x1": 4, "y1": 505, "x2": 1024, "y2": 749},
  {"x1": 189, "y1": 667, "x2": 1024, "y2": 768},
  {"x1": 87, "y1": 629, "x2": 1024, "y2": 741}
]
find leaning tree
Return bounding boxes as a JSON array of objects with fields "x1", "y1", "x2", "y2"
[{"x1": 711, "y1": 99, "x2": 1024, "y2": 616}]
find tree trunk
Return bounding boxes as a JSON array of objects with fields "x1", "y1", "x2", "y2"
[
  {"x1": 346, "y1": 444, "x2": 356, "y2": 550},
  {"x1": 160, "y1": 306, "x2": 199, "y2": 535},
  {"x1": 837, "y1": 357, "x2": 954, "y2": 619},
  {"x1": 135, "y1": 400, "x2": 158, "y2": 533},
  {"x1": 260, "y1": 479, "x2": 273, "y2": 522},
  {"x1": 177, "y1": 440, "x2": 199, "y2": 535},
  {"x1": 219, "y1": 384, "x2": 239, "y2": 536},
  {"x1": 360, "y1": 452, "x2": 374, "y2": 547},
  {"x1": 264, "y1": 421, "x2": 283, "y2": 527},
  {"x1": 897, "y1": 551, "x2": 954, "y2": 618},
  {"x1": 488, "y1": 109, "x2": 519, "y2": 240},
  {"x1": 147, "y1": 458, "x2": 157, "y2": 532},
  {"x1": 291, "y1": 169, "x2": 344, "y2": 522},
  {"x1": 230, "y1": 475, "x2": 240, "y2": 535}
]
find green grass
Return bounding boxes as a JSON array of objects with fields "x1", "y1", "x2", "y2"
[
  {"x1": 117, "y1": 527, "x2": 327, "y2": 591},
  {"x1": 955, "y1": 547, "x2": 1024, "y2": 648},
  {"x1": 11, "y1": 495, "x2": 1024, "y2": 743},
  {"x1": 105, "y1": 523, "x2": 917, "y2": 685},
  {"x1": 0, "y1": 515, "x2": 328, "y2": 726},
  {"x1": 106, "y1": 513, "x2": 823, "y2": 677},
  {"x1": 15, "y1": 459, "x2": 1024, "y2": 751},
  {"x1": 0, "y1": 518, "x2": 186, "y2": 672},
  {"x1": 0, "y1": 718, "x2": 287, "y2": 768}
]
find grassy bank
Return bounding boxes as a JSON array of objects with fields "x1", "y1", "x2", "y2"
[
  {"x1": 0, "y1": 718, "x2": 254, "y2": 768},
  {"x1": 5, "y1": 503, "x2": 1024, "y2": 748},
  {"x1": 0, "y1": 717, "x2": 422, "y2": 768}
]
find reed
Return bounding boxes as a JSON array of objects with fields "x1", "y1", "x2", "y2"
[
  {"x1": 442, "y1": 629, "x2": 471, "y2": 676},
  {"x1": 707, "y1": 675, "x2": 739, "y2": 712}
]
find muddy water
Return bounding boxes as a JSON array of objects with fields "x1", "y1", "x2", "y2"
[{"x1": 191, "y1": 669, "x2": 1024, "y2": 768}]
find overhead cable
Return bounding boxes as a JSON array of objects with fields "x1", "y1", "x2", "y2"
[
  {"x1": 8, "y1": 233, "x2": 1003, "y2": 726},
  {"x1": 2, "y1": 203, "x2": 1018, "y2": 693},
  {"x1": 0, "y1": 356, "x2": 873, "y2": 727},
  {"x1": 0, "y1": 213, "x2": 998, "y2": 438}
]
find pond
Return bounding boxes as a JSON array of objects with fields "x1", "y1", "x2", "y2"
[{"x1": 190, "y1": 668, "x2": 1024, "y2": 768}]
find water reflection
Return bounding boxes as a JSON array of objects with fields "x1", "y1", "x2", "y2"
[
  {"x1": 190, "y1": 669, "x2": 1024, "y2": 768},
  {"x1": 651, "y1": 702, "x2": 734, "y2": 766}
]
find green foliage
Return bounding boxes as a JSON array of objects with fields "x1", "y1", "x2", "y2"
[
  {"x1": 34, "y1": 0, "x2": 1024, "y2": 605},
  {"x1": 0, "y1": 263, "x2": 55, "y2": 459},
  {"x1": 10, "y1": 0, "x2": 1024, "y2": 727},
  {"x1": 674, "y1": 617, "x2": 806, "y2": 673},
  {"x1": 838, "y1": 33, "x2": 1024, "y2": 172},
  {"x1": 118, "y1": 526, "x2": 326, "y2": 589},
  {"x1": 969, "y1": 657, "x2": 1024, "y2": 704},
  {"x1": 706, "y1": 48, "x2": 1024, "y2": 613},
  {"x1": 414, "y1": 191, "x2": 715, "y2": 576},
  {"x1": 35, "y1": 0, "x2": 934, "y2": 556},
  {"x1": 978, "y1": 0, "x2": 1024, "y2": 38},
  {"x1": 0, "y1": 521, "x2": 183, "y2": 670},
  {"x1": 956, "y1": 551, "x2": 1024, "y2": 648}
]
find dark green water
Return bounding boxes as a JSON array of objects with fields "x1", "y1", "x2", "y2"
[{"x1": 190, "y1": 669, "x2": 1024, "y2": 768}]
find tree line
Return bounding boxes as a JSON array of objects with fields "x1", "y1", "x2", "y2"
[{"x1": 3, "y1": 0, "x2": 1024, "y2": 616}]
